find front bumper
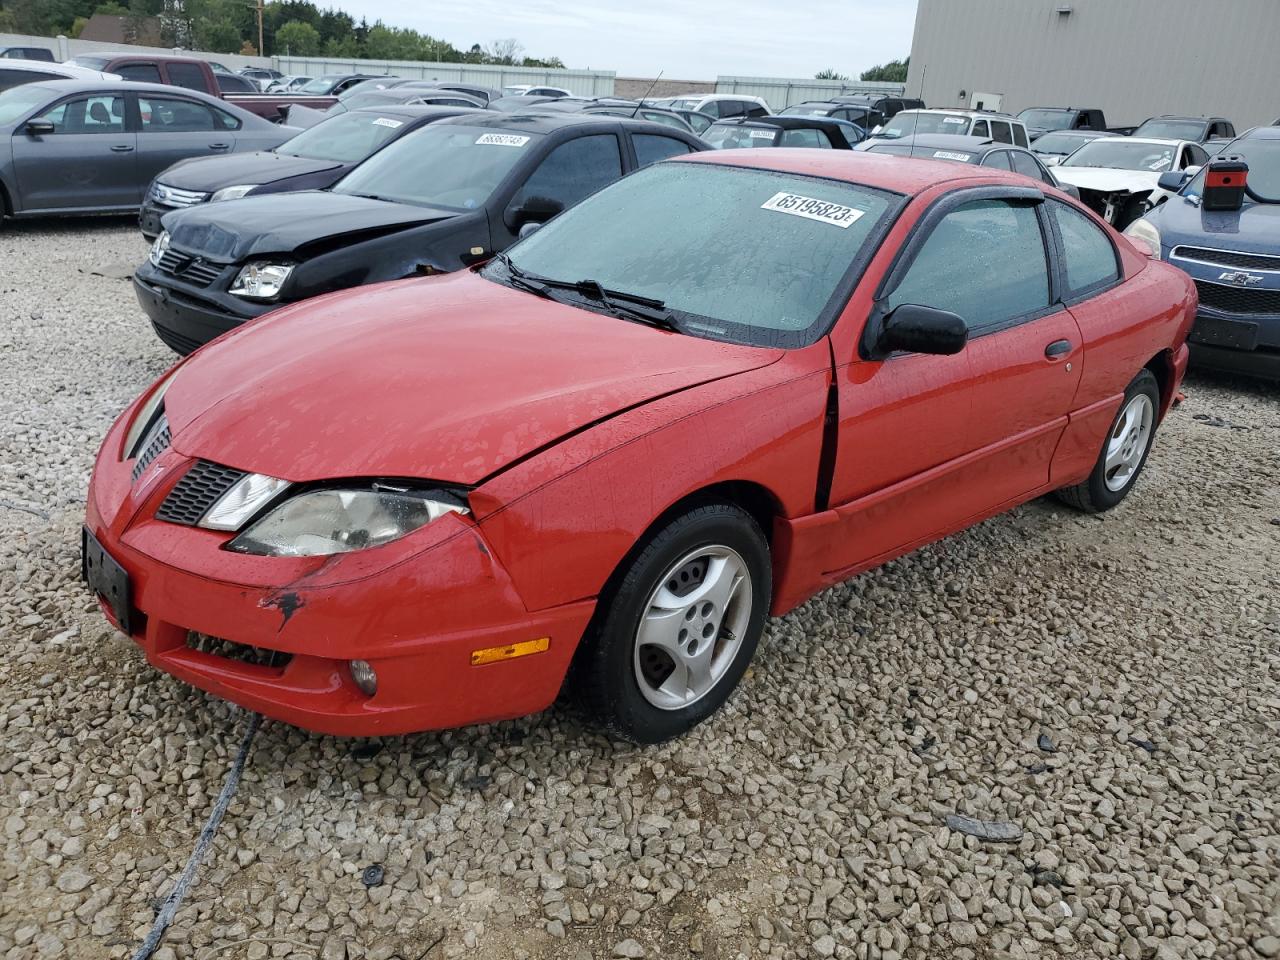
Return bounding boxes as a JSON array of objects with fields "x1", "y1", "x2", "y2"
[
  {"x1": 84, "y1": 416, "x2": 593, "y2": 736},
  {"x1": 134, "y1": 266, "x2": 270, "y2": 355}
]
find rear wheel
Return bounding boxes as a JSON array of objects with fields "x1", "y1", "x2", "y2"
[
  {"x1": 573, "y1": 503, "x2": 770, "y2": 743},
  {"x1": 1055, "y1": 369, "x2": 1159, "y2": 513}
]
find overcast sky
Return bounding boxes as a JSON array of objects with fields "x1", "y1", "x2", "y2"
[{"x1": 333, "y1": 0, "x2": 919, "y2": 79}]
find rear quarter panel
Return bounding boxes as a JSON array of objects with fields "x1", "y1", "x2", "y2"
[{"x1": 470, "y1": 345, "x2": 831, "y2": 613}]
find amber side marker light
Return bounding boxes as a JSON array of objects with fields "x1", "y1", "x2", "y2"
[{"x1": 470, "y1": 637, "x2": 550, "y2": 666}]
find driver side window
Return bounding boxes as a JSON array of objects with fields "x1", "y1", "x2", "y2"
[
  {"x1": 511, "y1": 135, "x2": 623, "y2": 213},
  {"x1": 887, "y1": 199, "x2": 1050, "y2": 335},
  {"x1": 35, "y1": 94, "x2": 126, "y2": 134}
]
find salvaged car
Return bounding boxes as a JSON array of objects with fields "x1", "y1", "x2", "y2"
[
  {"x1": 1053, "y1": 136, "x2": 1210, "y2": 228},
  {"x1": 86, "y1": 150, "x2": 1194, "y2": 740},
  {"x1": 0, "y1": 79, "x2": 294, "y2": 223},
  {"x1": 702, "y1": 115, "x2": 863, "y2": 149},
  {"x1": 1126, "y1": 127, "x2": 1280, "y2": 380},
  {"x1": 138, "y1": 104, "x2": 486, "y2": 239},
  {"x1": 134, "y1": 113, "x2": 706, "y2": 353}
]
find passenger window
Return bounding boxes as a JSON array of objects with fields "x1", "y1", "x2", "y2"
[
  {"x1": 139, "y1": 97, "x2": 218, "y2": 132},
  {"x1": 1049, "y1": 201, "x2": 1120, "y2": 295},
  {"x1": 972, "y1": 119, "x2": 990, "y2": 137},
  {"x1": 1011, "y1": 150, "x2": 1048, "y2": 182},
  {"x1": 513, "y1": 134, "x2": 623, "y2": 212},
  {"x1": 166, "y1": 62, "x2": 207, "y2": 91},
  {"x1": 634, "y1": 134, "x2": 694, "y2": 167},
  {"x1": 1012, "y1": 125, "x2": 1029, "y2": 147},
  {"x1": 982, "y1": 150, "x2": 1013, "y2": 170},
  {"x1": 116, "y1": 63, "x2": 162, "y2": 83},
  {"x1": 778, "y1": 128, "x2": 833, "y2": 148},
  {"x1": 35, "y1": 95, "x2": 126, "y2": 134},
  {"x1": 0, "y1": 68, "x2": 56, "y2": 91},
  {"x1": 990, "y1": 121, "x2": 1013, "y2": 144},
  {"x1": 887, "y1": 199, "x2": 1049, "y2": 333}
]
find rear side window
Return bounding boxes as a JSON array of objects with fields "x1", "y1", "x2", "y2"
[
  {"x1": 0, "y1": 68, "x2": 55, "y2": 92},
  {"x1": 140, "y1": 96, "x2": 235, "y2": 132},
  {"x1": 887, "y1": 199, "x2": 1050, "y2": 333},
  {"x1": 1048, "y1": 201, "x2": 1119, "y2": 296},
  {"x1": 513, "y1": 134, "x2": 623, "y2": 211},
  {"x1": 634, "y1": 134, "x2": 694, "y2": 167},
  {"x1": 982, "y1": 150, "x2": 1013, "y2": 171},
  {"x1": 778, "y1": 128, "x2": 832, "y2": 148},
  {"x1": 1012, "y1": 125, "x2": 1029, "y2": 147},
  {"x1": 990, "y1": 121, "x2": 1013, "y2": 144},
  {"x1": 1011, "y1": 150, "x2": 1048, "y2": 182},
  {"x1": 116, "y1": 63, "x2": 162, "y2": 83},
  {"x1": 167, "y1": 62, "x2": 207, "y2": 91}
]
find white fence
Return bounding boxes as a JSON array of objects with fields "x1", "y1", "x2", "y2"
[
  {"x1": 274, "y1": 56, "x2": 615, "y2": 98},
  {"x1": 715, "y1": 76, "x2": 907, "y2": 110},
  {"x1": 0, "y1": 31, "x2": 270, "y2": 71}
]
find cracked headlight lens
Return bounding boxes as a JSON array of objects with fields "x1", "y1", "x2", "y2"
[{"x1": 227, "y1": 486, "x2": 469, "y2": 556}]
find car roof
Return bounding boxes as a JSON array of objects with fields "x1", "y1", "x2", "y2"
[
  {"x1": 5, "y1": 78, "x2": 221, "y2": 97},
  {"x1": 867, "y1": 134, "x2": 997, "y2": 151},
  {"x1": 677, "y1": 148, "x2": 1019, "y2": 195},
  {"x1": 710, "y1": 115, "x2": 851, "y2": 132},
  {"x1": 350, "y1": 104, "x2": 489, "y2": 119},
  {"x1": 1243, "y1": 126, "x2": 1280, "y2": 141},
  {"x1": 433, "y1": 111, "x2": 683, "y2": 135},
  {"x1": 1144, "y1": 115, "x2": 1217, "y2": 122},
  {"x1": 1112, "y1": 137, "x2": 1188, "y2": 146},
  {"x1": 898, "y1": 107, "x2": 1018, "y2": 120}
]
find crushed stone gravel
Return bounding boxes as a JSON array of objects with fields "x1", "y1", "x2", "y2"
[{"x1": 1, "y1": 217, "x2": 1278, "y2": 960}]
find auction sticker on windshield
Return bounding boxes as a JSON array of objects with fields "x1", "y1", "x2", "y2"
[
  {"x1": 372, "y1": 118, "x2": 403, "y2": 128},
  {"x1": 749, "y1": 130, "x2": 776, "y2": 140},
  {"x1": 761, "y1": 192, "x2": 865, "y2": 228},
  {"x1": 933, "y1": 151, "x2": 972, "y2": 161},
  {"x1": 476, "y1": 134, "x2": 530, "y2": 147}
]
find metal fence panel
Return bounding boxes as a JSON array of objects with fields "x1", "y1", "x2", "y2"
[
  {"x1": 274, "y1": 57, "x2": 615, "y2": 97},
  {"x1": 715, "y1": 76, "x2": 906, "y2": 111},
  {"x1": 0, "y1": 31, "x2": 269, "y2": 70}
]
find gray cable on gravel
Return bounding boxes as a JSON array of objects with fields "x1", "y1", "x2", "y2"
[{"x1": 130, "y1": 710, "x2": 262, "y2": 960}]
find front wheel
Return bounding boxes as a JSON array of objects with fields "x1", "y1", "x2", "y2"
[
  {"x1": 573, "y1": 503, "x2": 771, "y2": 743},
  {"x1": 1055, "y1": 369, "x2": 1160, "y2": 513}
]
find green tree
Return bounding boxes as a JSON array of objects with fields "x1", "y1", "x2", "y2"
[
  {"x1": 195, "y1": 18, "x2": 242, "y2": 54},
  {"x1": 860, "y1": 57, "x2": 909, "y2": 83},
  {"x1": 814, "y1": 68, "x2": 849, "y2": 80},
  {"x1": 274, "y1": 18, "x2": 320, "y2": 56}
]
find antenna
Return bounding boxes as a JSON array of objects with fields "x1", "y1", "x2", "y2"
[
  {"x1": 907, "y1": 102, "x2": 920, "y2": 159},
  {"x1": 633, "y1": 70, "x2": 664, "y2": 118}
]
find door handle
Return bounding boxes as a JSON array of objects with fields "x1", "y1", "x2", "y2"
[
  {"x1": 208, "y1": 142, "x2": 230, "y2": 151},
  {"x1": 110, "y1": 144, "x2": 134, "y2": 153},
  {"x1": 1044, "y1": 339, "x2": 1072, "y2": 359}
]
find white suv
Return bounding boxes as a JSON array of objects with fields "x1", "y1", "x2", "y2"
[
  {"x1": 656, "y1": 93, "x2": 772, "y2": 119},
  {"x1": 872, "y1": 109, "x2": 1030, "y2": 147}
]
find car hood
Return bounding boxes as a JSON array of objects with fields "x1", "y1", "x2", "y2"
[
  {"x1": 1052, "y1": 167, "x2": 1161, "y2": 194},
  {"x1": 163, "y1": 270, "x2": 784, "y2": 484},
  {"x1": 162, "y1": 192, "x2": 456, "y2": 262},
  {"x1": 158, "y1": 151, "x2": 343, "y2": 192},
  {"x1": 1152, "y1": 194, "x2": 1280, "y2": 254}
]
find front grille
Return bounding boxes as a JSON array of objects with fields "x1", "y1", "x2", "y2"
[
  {"x1": 187, "y1": 632, "x2": 292, "y2": 669},
  {"x1": 156, "y1": 250, "x2": 224, "y2": 288},
  {"x1": 1194, "y1": 280, "x2": 1280, "y2": 317},
  {"x1": 151, "y1": 182, "x2": 208, "y2": 207},
  {"x1": 156, "y1": 460, "x2": 246, "y2": 526},
  {"x1": 130, "y1": 413, "x2": 171, "y2": 483},
  {"x1": 1173, "y1": 246, "x2": 1280, "y2": 271}
]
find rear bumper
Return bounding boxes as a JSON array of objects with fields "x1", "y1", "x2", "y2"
[
  {"x1": 1188, "y1": 341, "x2": 1280, "y2": 380},
  {"x1": 139, "y1": 200, "x2": 172, "y2": 240},
  {"x1": 1187, "y1": 308, "x2": 1280, "y2": 381}
]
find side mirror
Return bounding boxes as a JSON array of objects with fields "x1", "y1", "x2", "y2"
[
  {"x1": 25, "y1": 119, "x2": 54, "y2": 136},
  {"x1": 517, "y1": 221, "x2": 542, "y2": 240},
  {"x1": 878, "y1": 304, "x2": 968, "y2": 356},
  {"x1": 1157, "y1": 171, "x2": 1189, "y2": 192},
  {"x1": 504, "y1": 195, "x2": 564, "y2": 231}
]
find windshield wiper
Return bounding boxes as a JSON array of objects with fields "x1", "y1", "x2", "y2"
[{"x1": 495, "y1": 256, "x2": 679, "y2": 331}]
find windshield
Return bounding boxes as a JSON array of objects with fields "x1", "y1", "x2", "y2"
[
  {"x1": 491, "y1": 162, "x2": 894, "y2": 347},
  {"x1": 880, "y1": 112, "x2": 969, "y2": 139},
  {"x1": 300, "y1": 76, "x2": 342, "y2": 94},
  {"x1": 668, "y1": 98, "x2": 701, "y2": 111},
  {"x1": 703, "y1": 123, "x2": 778, "y2": 149},
  {"x1": 1033, "y1": 132, "x2": 1096, "y2": 155},
  {"x1": 868, "y1": 143, "x2": 977, "y2": 162},
  {"x1": 0, "y1": 84, "x2": 49, "y2": 125},
  {"x1": 782, "y1": 104, "x2": 833, "y2": 116},
  {"x1": 333, "y1": 123, "x2": 539, "y2": 209},
  {"x1": 1063, "y1": 139, "x2": 1177, "y2": 171},
  {"x1": 1185, "y1": 138, "x2": 1280, "y2": 203},
  {"x1": 279, "y1": 111, "x2": 412, "y2": 163},
  {"x1": 1134, "y1": 119, "x2": 1203, "y2": 140},
  {"x1": 1017, "y1": 108, "x2": 1073, "y2": 128}
]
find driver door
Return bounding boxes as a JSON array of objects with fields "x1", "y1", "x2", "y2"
[{"x1": 11, "y1": 92, "x2": 137, "y2": 211}]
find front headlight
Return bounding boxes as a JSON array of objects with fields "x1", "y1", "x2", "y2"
[
  {"x1": 226, "y1": 485, "x2": 469, "y2": 556},
  {"x1": 229, "y1": 262, "x2": 294, "y2": 300},
  {"x1": 121, "y1": 368, "x2": 179, "y2": 460},
  {"x1": 1123, "y1": 218, "x2": 1161, "y2": 259},
  {"x1": 148, "y1": 230, "x2": 170, "y2": 267},
  {"x1": 211, "y1": 184, "x2": 256, "y2": 202}
]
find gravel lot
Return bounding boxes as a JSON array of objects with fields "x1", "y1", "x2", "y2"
[{"x1": 1, "y1": 218, "x2": 1278, "y2": 960}]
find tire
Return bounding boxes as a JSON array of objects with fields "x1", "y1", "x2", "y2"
[
  {"x1": 573, "y1": 503, "x2": 771, "y2": 744},
  {"x1": 1055, "y1": 369, "x2": 1160, "y2": 513}
]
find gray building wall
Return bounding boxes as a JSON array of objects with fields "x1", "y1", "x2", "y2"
[{"x1": 906, "y1": 0, "x2": 1280, "y2": 129}]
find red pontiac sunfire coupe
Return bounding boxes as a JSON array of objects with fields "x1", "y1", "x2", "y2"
[{"x1": 85, "y1": 150, "x2": 1194, "y2": 742}]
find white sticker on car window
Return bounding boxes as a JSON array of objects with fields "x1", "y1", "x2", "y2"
[
  {"x1": 749, "y1": 129, "x2": 775, "y2": 139},
  {"x1": 942, "y1": 117, "x2": 967, "y2": 125},
  {"x1": 476, "y1": 133, "x2": 530, "y2": 147},
  {"x1": 933, "y1": 150, "x2": 973, "y2": 161},
  {"x1": 372, "y1": 117, "x2": 403, "y2": 128},
  {"x1": 760, "y1": 192, "x2": 865, "y2": 228}
]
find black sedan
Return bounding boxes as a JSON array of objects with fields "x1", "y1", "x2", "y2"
[
  {"x1": 134, "y1": 113, "x2": 706, "y2": 354},
  {"x1": 860, "y1": 134, "x2": 1079, "y2": 199},
  {"x1": 139, "y1": 104, "x2": 487, "y2": 239},
  {"x1": 702, "y1": 115, "x2": 863, "y2": 150}
]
